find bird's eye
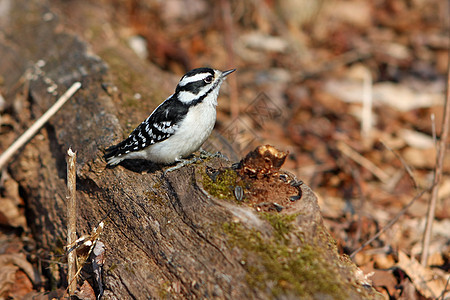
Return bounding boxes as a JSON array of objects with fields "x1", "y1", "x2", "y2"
[{"x1": 204, "y1": 75, "x2": 213, "y2": 84}]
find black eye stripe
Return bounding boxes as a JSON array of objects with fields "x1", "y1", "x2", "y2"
[{"x1": 176, "y1": 79, "x2": 207, "y2": 94}]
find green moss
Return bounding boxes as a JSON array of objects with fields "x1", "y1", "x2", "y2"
[
  {"x1": 157, "y1": 281, "x2": 171, "y2": 299},
  {"x1": 99, "y1": 50, "x2": 134, "y2": 94},
  {"x1": 97, "y1": 47, "x2": 167, "y2": 133},
  {"x1": 124, "y1": 262, "x2": 137, "y2": 275},
  {"x1": 144, "y1": 190, "x2": 167, "y2": 207},
  {"x1": 259, "y1": 212, "x2": 297, "y2": 243},
  {"x1": 108, "y1": 263, "x2": 118, "y2": 273},
  {"x1": 202, "y1": 168, "x2": 244, "y2": 202},
  {"x1": 222, "y1": 219, "x2": 349, "y2": 299},
  {"x1": 123, "y1": 96, "x2": 140, "y2": 108},
  {"x1": 152, "y1": 181, "x2": 162, "y2": 190},
  {"x1": 99, "y1": 47, "x2": 166, "y2": 103},
  {"x1": 52, "y1": 237, "x2": 66, "y2": 256}
]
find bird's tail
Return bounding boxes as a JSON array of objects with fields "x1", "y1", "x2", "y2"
[{"x1": 104, "y1": 144, "x2": 124, "y2": 166}]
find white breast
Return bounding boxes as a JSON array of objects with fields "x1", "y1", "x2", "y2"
[{"x1": 141, "y1": 100, "x2": 217, "y2": 163}]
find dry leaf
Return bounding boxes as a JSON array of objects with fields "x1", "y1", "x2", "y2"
[
  {"x1": 74, "y1": 280, "x2": 96, "y2": 300},
  {"x1": 402, "y1": 147, "x2": 436, "y2": 169},
  {"x1": 396, "y1": 251, "x2": 449, "y2": 299},
  {"x1": 397, "y1": 277, "x2": 418, "y2": 300},
  {"x1": 0, "y1": 264, "x2": 18, "y2": 297},
  {"x1": 0, "y1": 197, "x2": 26, "y2": 228},
  {"x1": 399, "y1": 129, "x2": 434, "y2": 149},
  {"x1": 0, "y1": 254, "x2": 37, "y2": 298},
  {"x1": 325, "y1": 80, "x2": 444, "y2": 111}
]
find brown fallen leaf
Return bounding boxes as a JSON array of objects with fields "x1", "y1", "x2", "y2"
[
  {"x1": 397, "y1": 277, "x2": 418, "y2": 300},
  {"x1": 0, "y1": 264, "x2": 17, "y2": 297},
  {"x1": 396, "y1": 251, "x2": 449, "y2": 299},
  {"x1": 0, "y1": 197, "x2": 26, "y2": 228},
  {"x1": 8, "y1": 270, "x2": 33, "y2": 299},
  {"x1": 0, "y1": 253, "x2": 37, "y2": 298},
  {"x1": 0, "y1": 176, "x2": 26, "y2": 228},
  {"x1": 74, "y1": 280, "x2": 96, "y2": 300},
  {"x1": 361, "y1": 262, "x2": 397, "y2": 297}
]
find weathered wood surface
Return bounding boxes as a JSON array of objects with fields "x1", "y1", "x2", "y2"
[{"x1": 0, "y1": 1, "x2": 381, "y2": 299}]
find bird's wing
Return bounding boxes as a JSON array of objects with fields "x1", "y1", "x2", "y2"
[{"x1": 104, "y1": 97, "x2": 188, "y2": 160}]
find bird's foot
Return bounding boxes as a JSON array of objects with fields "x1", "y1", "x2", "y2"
[
  {"x1": 163, "y1": 157, "x2": 202, "y2": 175},
  {"x1": 163, "y1": 150, "x2": 225, "y2": 175},
  {"x1": 199, "y1": 149, "x2": 225, "y2": 160}
]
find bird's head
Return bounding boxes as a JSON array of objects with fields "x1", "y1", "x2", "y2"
[{"x1": 175, "y1": 67, "x2": 235, "y2": 106}]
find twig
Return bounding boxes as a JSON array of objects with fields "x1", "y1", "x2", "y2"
[
  {"x1": 421, "y1": 62, "x2": 450, "y2": 266},
  {"x1": 337, "y1": 141, "x2": 390, "y2": 184},
  {"x1": 351, "y1": 167, "x2": 365, "y2": 250},
  {"x1": 438, "y1": 275, "x2": 450, "y2": 300},
  {"x1": 220, "y1": 0, "x2": 239, "y2": 120},
  {"x1": 67, "y1": 148, "x2": 77, "y2": 295},
  {"x1": 431, "y1": 113, "x2": 437, "y2": 143},
  {"x1": 298, "y1": 51, "x2": 373, "y2": 81},
  {"x1": 361, "y1": 68, "x2": 373, "y2": 138},
  {"x1": 65, "y1": 221, "x2": 105, "y2": 297},
  {"x1": 350, "y1": 186, "x2": 431, "y2": 259},
  {"x1": 380, "y1": 139, "x2": 418, "y2": 189},
  {"x1": 333, "y1": 147, "x2": 366, "y2": 249},
  {"x1": 0, "y1": 82, "x2": 82, "y2": 170}
]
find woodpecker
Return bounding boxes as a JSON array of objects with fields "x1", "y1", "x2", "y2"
[{"x1": 105, "y1": 67, "x2": 235, "y2": 170}]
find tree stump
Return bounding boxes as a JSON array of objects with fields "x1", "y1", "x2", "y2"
[{"x1": 0, "y1": 1, "x2": 382, "y2": 299}]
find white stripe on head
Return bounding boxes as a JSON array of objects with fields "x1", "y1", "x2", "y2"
[{"x1": 178, "y1": 72, "x2": 211, "y2": 87}]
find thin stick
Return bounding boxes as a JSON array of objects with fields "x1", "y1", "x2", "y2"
[
  {"x1": 220, "y1": 0, "x2": 239, "y2": 120},
  {"x1": 361, "y1": 69, "x2": 373, "y2": 138},
  {"x1": 350, "y1": 187, "x2": 431, "y2": 259},
  {"x1": 421, "y1": 63, "x2": 450, "y2": 266},
  {"x1": 380, "y1": 139, "x2": 418, "y2": 189},
  {"x1": 431, "y1": 113, "x2": 437, "y2": 143},
  {"x1": 337, "y1": 141, "x2": 390, "y2": 184},
  {"x1": 65, "y1": 221, "x2": 105, "y2": 297},
  {"x1": 67, "y1": 148, "x2": 77, "y2": 295},
  {"x1": 0, "y1": 82, "x2": 82, "y2": 170}
]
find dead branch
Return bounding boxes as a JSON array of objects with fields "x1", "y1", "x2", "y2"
[
  {"x1": 420, "y1": 59, "x2": 450, "y2": 266},
  {"x1": 66, "y1": 148, "x2": 78, "y2": 295},
  {"x1": 0, "y1": 82, "x2": 81, "y2": 170}
]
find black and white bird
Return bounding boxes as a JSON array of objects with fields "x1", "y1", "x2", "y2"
[{"x1": 104, "y1": 67, "x2": 235, "y2": 169}]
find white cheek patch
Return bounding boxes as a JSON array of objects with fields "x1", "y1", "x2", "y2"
[
  {"x1": 178, "y1": 90, "x2": 199, "y2": 103},
  {"x1": 178, "y1": 73, "x2": 211, "y2": 86}
]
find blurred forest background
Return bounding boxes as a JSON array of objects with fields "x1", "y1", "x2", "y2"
[{"x1": 0, "y1": 0, "x2": 449, "y2": 298}]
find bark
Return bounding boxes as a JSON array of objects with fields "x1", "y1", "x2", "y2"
[{"x1": 0, "y1": 1, "x2": 382, "y2": 299}]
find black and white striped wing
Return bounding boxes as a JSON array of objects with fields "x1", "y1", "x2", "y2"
[{"x1": 104, "y1": 98, "x2": 188, "y2": 162}]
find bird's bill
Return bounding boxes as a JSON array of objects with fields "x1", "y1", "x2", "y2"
[{"x1": 221, "y1": 69, "x2": 236, "y2": 77}]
